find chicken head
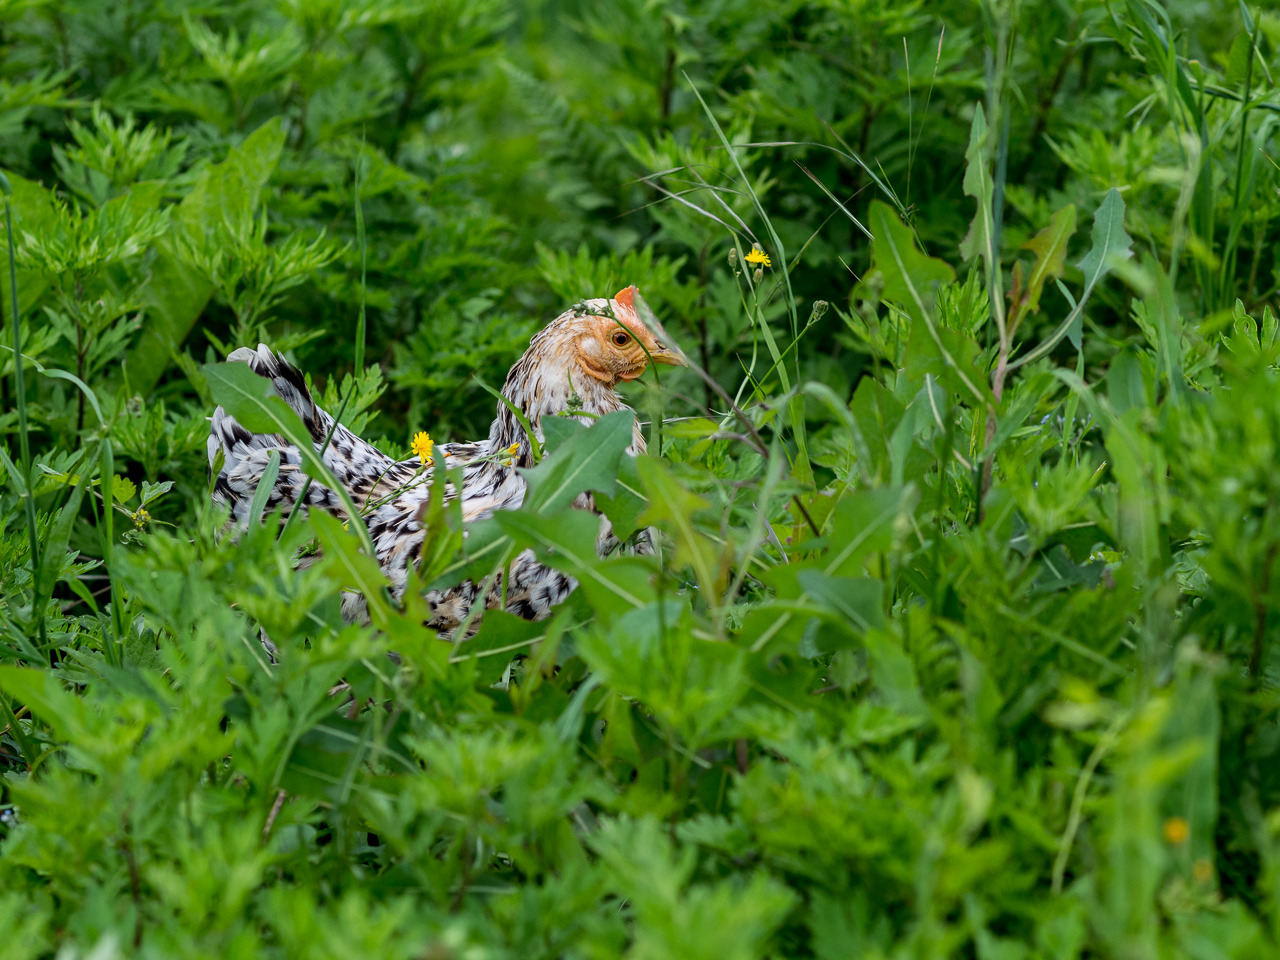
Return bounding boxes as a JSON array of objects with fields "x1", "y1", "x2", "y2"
[{"x1": 571, "y1": 285, "x2": 685, "y2": 385}]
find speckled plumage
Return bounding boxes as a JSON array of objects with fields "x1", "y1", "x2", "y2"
[{"x1": 208, "y1": 287, "x2": 682, "y2": 635}]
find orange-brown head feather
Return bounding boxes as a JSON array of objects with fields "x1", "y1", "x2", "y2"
[
  {"x1": 567, "y1": 285, "x2": 684, "y2": 386},
  {"x1": 490, "y1": 286, "x2": 684, "y2": 455}
]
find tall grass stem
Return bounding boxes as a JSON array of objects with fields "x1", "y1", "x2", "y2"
[
  {"x1": 2, "y1": 182, "x2": 43, "y2": 644},
  {"x1": 354, "y1": 146, "x2": 368, "y2": 376}
]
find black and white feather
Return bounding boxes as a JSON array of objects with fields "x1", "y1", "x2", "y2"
[{"x1": 207, "y1": 289, "x2": 681, "y2": 634}]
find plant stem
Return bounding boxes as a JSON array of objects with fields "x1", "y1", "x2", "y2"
[
  {"x1": 1223, "y1": 11, "x2": 1257, "y2": 303},
  {"x1": 353, "y1": 143, "x2": 367, "y2": 376},
  {"x1": 4, "y1": 192, "x2": 43, "y2": 645}
]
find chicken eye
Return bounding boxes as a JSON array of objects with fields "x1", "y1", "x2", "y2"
[{"x1": 612, "y1": 332, "x2": 630, "y2": 346}]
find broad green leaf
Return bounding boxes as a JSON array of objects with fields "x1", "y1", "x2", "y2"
[
  {"x1": 452, "y1": 609, "x2": 546, "y2": 684},
  {"x1": 494, "y1": 507, "x2": 648, "y2": 610},
  {"x1": 1076, "y1": 189, "x2": 1134, "y2": 296},
  {"x1": 596, "y1": 453, "x2": 647, "y2": 543},
  {"x1": 128, "y1": 117, "x2": 285, "y2": 395},
  {"x1": 282, "y1": 714, "x2": 366, "y2": 801},
  {"x1": 176, "y1": 117, "x2": 285, "y2": 241},
  {"x1": 428, "y1": 516, "x2": 513, "y2": 592},
  {"x1": 904, "y1": 314, "x2": 993, "y2": 411},
  {"x1": 310, "y1": 510, "x2": 393, "y2": 629},
  {"x1": 1009, "y1": 204, "x2": 1076, "y2": 335},
  {"x1": 865, "y1": 629, "x2": 928, "y2": 719},
  {"x1": 570, "y1": 556, "x2": 658, "y2": 622},
  {"x1": 802, "y1": 381, "x2": 875, "y2": 485},
  {"x1": 139, "y1": 479, "x2": 173, "y2": 507},
  {"x1": 796, "y1": 570, "x2": 885, "y2": 639},
  {"x1": 541, "y1": 414, "x2": 585, "y2": 452},
  {"x1": 1010, "y1": 188, "x2": 1132, "y2": 371},
  {"x1": 1106, "y1": 348, "x2": 1152, "y2": 416},
  {"x1": 520, "y1": 410, "x2": 634, "y2": 513},
  {"x1": 0, "y1": 666, "x2": 86, "y2": 743},
  {"x1": 958, "y1": 103, "x2": 994, "y2": 268},
  {"x1": 636, "y1": 455, "x2": 723, "y2": 602},
  {"x1": 869, "y1": 201, "x2": 983, "y2": 410},
  {"x1": 823, "y1": 486, "x2": 915, "y2": 577},
  {"x1": 871, "y1": 200, "x2": 955, "y2": 328},
  {"x1": 1104, "y1": 405, "x2": 1169, "y2": 577},
  {"x1": 202, "y1": 358, "x2": 311, "y2": 436},
  {"x1": 849, "y1": 376, "x2": 905, "y2": 484}
]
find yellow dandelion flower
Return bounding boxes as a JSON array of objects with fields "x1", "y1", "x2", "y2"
[
  {"x1": 411, "y1": 431, "x2": 434, "y2": 465},
  {"x1": 744, "y1": 248, "x2": 771, "y2": 267},
  {"x1": 1163, "y1": 816, "x2": 1189, "y2": 845},
  {"x1": 506, "y1": 442, "x2": 520, "y2": 455}
]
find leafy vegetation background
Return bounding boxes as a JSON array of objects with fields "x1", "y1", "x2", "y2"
[{"x1": 2, "y1": 0, "x2": 1279, "y2": 956}]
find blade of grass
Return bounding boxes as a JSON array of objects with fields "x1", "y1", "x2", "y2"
[
  {"x1": 98, "y1": 439, "x2": 124, "y2": 667},
  {"x1": 353, "y1": 139, "x2": 367, "y2": 376},
  {"x1": 249, "y1": 449, "x2": 282, "y2": 525},
  {"x1": 1221, "y1": 5, "x2": 1259, "y2": 301},
  {"x1": 907, "y1": 27, "x2": 945, "y2": 213},
  {"x1": 0, "y1": 172, "x2": 43, "y2": 648},
  {"x1": 0, "y1": 693, "x2": 33, "y2": 769},
  {"x1": 473, "y1": 376, "x2": 544, "y2": 464},
  {"x1": 794, "y1": 161, "x2": 873, "y2": 240},
  {"x1": 281, "y1": 384, "x2": 356, "y2": 538}
]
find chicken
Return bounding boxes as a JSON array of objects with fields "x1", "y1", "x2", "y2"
[{"x1": 208, "y1": 286, "x2": 683, "y2": 633}]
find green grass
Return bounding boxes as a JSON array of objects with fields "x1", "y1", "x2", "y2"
[{"x1": 2, "y1": 1, "x2": 1280, "y2": 957}]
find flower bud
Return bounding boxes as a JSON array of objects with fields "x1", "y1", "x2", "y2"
[
  {"x1": 810, "y1": 300, "x2": 829, "y2": 322},
  {"x1": 753, "y1": 267, "x2": 763, "y2": 284},
  {"x1": 727, "y1": 247, "x2": 737, "y2": 266}
]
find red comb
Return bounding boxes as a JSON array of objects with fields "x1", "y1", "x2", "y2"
[{"x1": 614, "y1": 285, "x2": 638, "y2": 310}]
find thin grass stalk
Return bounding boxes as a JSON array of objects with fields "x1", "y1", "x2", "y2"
[
  {"x1": 0, "y1": 693, "x2": 33, "y2": 769},
  {"x1": 978, "y1": 1, "x2": 1015, "y2": 511},
  {"x1": 906, "y1": 28, "x2": 946, "y2": 216},
  {"x1": 281, "y1": 383, "x2": 357, "y2": 538},
  {"x1": 1, "y1": 175, "x2": 43, "y2": 645},
  {"x1": 353, "y1": 146, "x2": 368, "y2": 376},
  {"x1": 98, "y1": 439, "x2": 124, "y2": 667},
  {"x1": 1222, "y1": 8, "x2": 1258, "y2": 301}
]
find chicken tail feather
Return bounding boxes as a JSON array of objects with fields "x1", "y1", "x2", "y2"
[{"x1": 208, "y1": 344, "x2": 405, "y2": 526}]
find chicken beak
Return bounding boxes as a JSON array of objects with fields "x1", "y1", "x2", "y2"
[{"x1": 649, "y1": 343, "x2": 686, "y2": 367}]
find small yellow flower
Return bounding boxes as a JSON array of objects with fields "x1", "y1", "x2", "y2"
[
  {"x1": 506, "y1": 442, "x2": 520, "y2": 456},
  {"x1": 1163, "y1": 816, "x2": 1189, "y2": 845},
  {"x1": 744, "y1": 248, "x2": 771, "y2": 267},
  {"x1": 130, "y1": 507, "x2": 151, "y2": 530},
  {"x1": 411, "y1": 431, "x2": 434, "y2": 465}
]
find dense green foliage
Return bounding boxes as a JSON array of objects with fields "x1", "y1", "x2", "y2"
[{"x1": 3, "y1": 0, "x2": 1280, "y2": 956}]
